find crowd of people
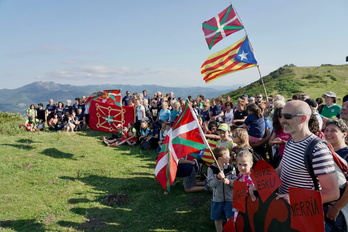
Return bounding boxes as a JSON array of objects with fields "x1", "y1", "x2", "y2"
[
  {"x1": 22, "y1": 89, "x2": 348, "y2": 231},
  {"x1": 21, "y1": 97, "x2": 88, "y2": 132}
]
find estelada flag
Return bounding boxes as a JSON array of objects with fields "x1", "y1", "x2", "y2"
[
  {"x1": 201, "y1": 36, "x2": 257, "y2": 83},
  {"x1": 89, "y1": 100, "x2": 134, "y2": 133},
  {"x1": 154, "y1": 103, "x2": 208, "y2": 192},
  {"x1": 201, "y1": 140, "x2": 217, "y2": 166},
  {"x1": 85, "y1": 89, "x2": 122, "y2": 107},
  {"x1": 202, "y1": 5, "x2": 244, "y2": 49}
]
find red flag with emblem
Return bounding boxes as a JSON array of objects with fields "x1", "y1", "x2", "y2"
[{"x1": 89, "y1": 100, "x2": 134, "y2": 133}]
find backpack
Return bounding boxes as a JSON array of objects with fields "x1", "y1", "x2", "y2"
[
  {"x1": 304, "y1": 137, "x2": 348, "y2": 190},
  {"x1": 304, "y1": 136, "x2": 348, "y2": 229}
]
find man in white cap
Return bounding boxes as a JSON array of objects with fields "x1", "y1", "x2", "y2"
[{"x1": 320, "y1": 92, "x2": 341, "y2": 119}]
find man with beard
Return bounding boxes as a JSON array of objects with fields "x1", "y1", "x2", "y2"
[{"x1": 275, "y1": 100, "x2": 339, "y2": 229}]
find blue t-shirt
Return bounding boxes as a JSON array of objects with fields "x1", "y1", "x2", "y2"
[
  {"x1": 159, "y1": 109, "x2": 171, "y2": 122},
  {"x1": 200, "y1": 109, "x2": 210, "y2": 122},
  {"x1": 210, "y1": 104, "x2": 223, "y2": 117},
  {"x1": 170, "y1": 110, "x2": 181, "y2": 122},
  {"x1": 243, "y1": 114, "x2": 265, "y2": 138},
  {"x1": 336, "y1": 146, "x2": 348, "y2": 162}
]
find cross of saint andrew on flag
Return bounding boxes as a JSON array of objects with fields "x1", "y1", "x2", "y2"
[
  {"x1": 202, "y1": 5, "x2": 244, "y2": 49},
  {"x1": 154, "y1": 103, "x2": 208, "y2": 192},
  {"x1": 201, "y1": 36, "x2": 257, "y2": 83}
]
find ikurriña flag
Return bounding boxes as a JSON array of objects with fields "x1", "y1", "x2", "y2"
[
  {"x1": 154, "y1": 103, "x2": 208, "y2": 192},
  {"x1": 201, "y1": 36, "x2": 257, "y2": 83},
  {"x1": 202, "y1": 5, "x2": 244, "y2": 49}
]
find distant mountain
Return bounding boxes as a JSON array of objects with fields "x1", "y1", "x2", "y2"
[{"x1": 0, "y1": 82, "x2": 237, "y2": 115}]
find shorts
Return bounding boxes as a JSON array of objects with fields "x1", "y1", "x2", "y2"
[
  {"x1": 183, "y1": 168, "x2": 196, "y2": 190},
  {"x1": 211, "y1": 201, "x2": 233, "y2": 221}
]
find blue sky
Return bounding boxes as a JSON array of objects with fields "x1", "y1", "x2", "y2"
[{"x1": 0, "y1": 0, "x2": 347, "y2": 90}]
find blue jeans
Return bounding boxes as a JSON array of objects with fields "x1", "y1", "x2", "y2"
[{"x1": 324, "y1": 206, "x2": 346, "y2": 232}]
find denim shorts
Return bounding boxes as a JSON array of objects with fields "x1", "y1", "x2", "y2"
[{"x1": 211, "y1": 201, "x2": 233, "y2": 220}]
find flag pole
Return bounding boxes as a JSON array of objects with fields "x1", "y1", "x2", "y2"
[{"x1": 232, "y1": 3, "x2": 269, "y2": 100}]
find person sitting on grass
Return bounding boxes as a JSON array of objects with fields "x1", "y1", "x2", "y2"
[
  {"x1": 158, "y1": 121, "x2": 171, "y2": 150},
  {"x1": 102, "y1": 127, "x2": 129, "y2": 146}
]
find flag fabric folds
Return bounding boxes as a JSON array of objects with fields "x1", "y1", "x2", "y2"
[
  {"x1": 202, "y1": 5, "x2": 244, "y2": 49},
  {"x1": 201, "y1": 36, "x2": 257, "y2": 83},
  {"x1": 154, "y1": 103, "x2": 208, "y2": 192},
  {"x1": 85, "y1": 89, "x2": 122, "y2": 107},
  {"x1": 201, "y1": 140, "x2": 217, "y2": 166}
]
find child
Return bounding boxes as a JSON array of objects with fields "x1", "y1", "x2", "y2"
[
  {"x1": 207, "y1": 147, "x2": 237, "y2": 232},
  {"x1": 216, "y1": 123, "x2": 235, "y2": 153},
  {"x1": 102, "y1": 127, "x2": 128, "y2": 146},
  {"x1": 242, "y1": 103, "x2": 265, "y2": 145},
  {"x1": 37, "y1": 119, "x2": 45, "y2": 131},
  {"x1": 158, "y1": 121, "x2": 171, "y2": 148},
  {"x1": 125, "y1": 130, "x2": 137, "y2": 147},
  {"x1": 138, "y1": 120, "x2": 150, "y2": 144},
  {"x1": 158, "y1": 102, "x2": 171, "y2": 123},
  {"x1": 233, "y1": 150, "x2": 257, "y2": 221}
]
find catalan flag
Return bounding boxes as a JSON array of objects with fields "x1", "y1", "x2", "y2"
[
  {"x1": 202, "y1": 5, "x2": 244, "y2": 49},
  {"x1": 201, "y1": 36, "x2": 257, "y2": 83}
]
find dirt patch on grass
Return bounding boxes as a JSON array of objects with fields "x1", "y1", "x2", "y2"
[
  {"x1": 22, "y1": 163, "x2": 35, "y2": 169},
  {"x1": 104, "y1": 193, "x2": 130, "y2": 206}
]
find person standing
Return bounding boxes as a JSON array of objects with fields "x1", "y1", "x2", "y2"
[
  {"x1": 320, "y1": 92, "x2": 341, "y2": 119},
  {"x1": 122, "y1": 91, "x2": 132, "y2": 106},
  {"x1": 276, "y1": 100, "x2": 340, "y2": 231}
]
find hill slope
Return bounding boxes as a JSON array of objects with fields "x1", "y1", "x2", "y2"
[{"x1": 224, "y1": 64, "x2": 348, "y2": 102}]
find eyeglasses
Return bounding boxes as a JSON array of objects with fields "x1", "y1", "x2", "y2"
[
  {"x1": 280, "y1": 113, "x2": 307, "y2": 120},
  {"x1": 226, "y1": 105, "x2": 231, "y2": 107},
  {"x1": 232, "y1": 134, "x2": 238, "y2": 137},
  {"x1": 256, "y1": 96, "x2": 262, "y2": 98}
]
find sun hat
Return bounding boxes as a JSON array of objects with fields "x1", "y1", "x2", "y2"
[
  {"x1": 217, "y1": 123, "x2": 230, "y2": 132},
  {"x1": 322, "y1": 92, "x2": 337, "y2": 99}
]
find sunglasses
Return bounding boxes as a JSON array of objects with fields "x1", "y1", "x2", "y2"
[
  {"x1": 226, "y1": 105, "x2": 231, "y2": 106},
  {"x1": 280, "y1": 113, "x2": 306, "y2": 120},
  {"x1": 232, "y1": 134, "x2": 238, "y2": 137}
]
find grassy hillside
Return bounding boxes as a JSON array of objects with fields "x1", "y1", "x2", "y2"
[
  {"x1": 224, "y1": 64, "x2": 348, "y2": 103},
  {"x1": 0, "y1": 113, "x2": 213, "y2": 232}
]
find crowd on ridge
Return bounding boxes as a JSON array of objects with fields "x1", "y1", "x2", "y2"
[{"x1": 22, "y1": 89, "x2": 348, "y2": 231}]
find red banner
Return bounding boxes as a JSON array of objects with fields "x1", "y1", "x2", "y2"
[
  {"x1": 289, "y1": 187, "x2": 324, "y2": 232},
  {"x1": 233, "y1": 181, "x2": 247, "y2": 213},
  {"x1": 251, "y1": 160, "x2": 281, "y2": 202},
  {"x1": 89, "y1": 101, "x2": 134, "y2": 133}
]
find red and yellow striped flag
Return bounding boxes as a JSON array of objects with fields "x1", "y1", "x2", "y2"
[{"x1": 201, "y1": 36, "x2": 257, "y2": 83}]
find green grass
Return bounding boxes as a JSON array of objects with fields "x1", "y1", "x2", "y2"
[
  {"x1": 0, "y1": 116, "x2": 213, "y2": 232},
  {"x1": 224, "y1": 64, "x2": 348, "y2": 104}
]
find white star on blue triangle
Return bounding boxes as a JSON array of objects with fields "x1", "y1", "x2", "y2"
[{"x1": 234, "y1": 36, "x2": 257, "y2": 64}]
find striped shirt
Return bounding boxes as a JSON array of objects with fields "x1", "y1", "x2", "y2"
[{"x1": 279, "y1": 134, "x2": 335, "y2": 194}]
